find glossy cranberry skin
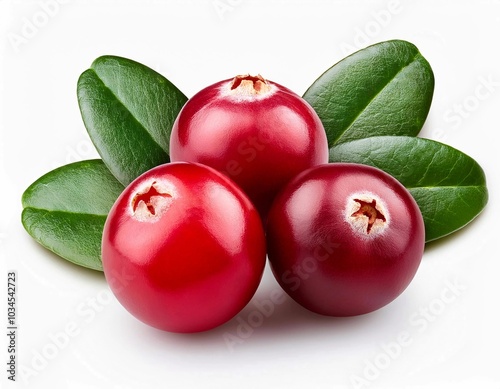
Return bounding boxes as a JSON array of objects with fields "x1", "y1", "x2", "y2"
[
  {"x1": 266, "y1": 163, "x2": 425, "y2": 316},
  {"x1": 169, "y1": 75, "x2": 328, "y2": 219},
  {"x1": 102, "y1": 162, "x2": 266, "y2": 333}
]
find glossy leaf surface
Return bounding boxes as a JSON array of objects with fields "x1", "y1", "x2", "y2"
[
  {"x1": 303, "y1": 40, "x2": 434, "y2": 147},
  {"x1": 329, "y1": 136, "x2": 488, "y2": 241},
  {"x1": 21, "y1": 160, "x2": 124, "y2": 270},
  {"x1": 78, "y1": 55, "x2": 187, "y2": 185}
]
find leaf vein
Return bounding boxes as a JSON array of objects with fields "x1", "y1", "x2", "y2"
[{"x1": 335, "y1": 52, "x2": 421, "y2": 144}]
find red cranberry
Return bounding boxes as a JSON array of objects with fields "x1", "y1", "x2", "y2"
[
  {"x1": 102, "y1": 162, "x2": 266, "y2": 332},
  {"x1": 169, "y1": 74, "x2": 328, "y2": 218},
  {"x1": 266, "y1": 163, "x2": 425, "y2": 316}
]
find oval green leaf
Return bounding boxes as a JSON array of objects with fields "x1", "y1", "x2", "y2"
[
  {"x1": 329, "y1": 136, "x2": 488, "y2": 242},
  {"x1": 303, "y1": 40, "x2": 434, "y2": 147},
  {"x1": 77, "y1": 55, "x2": 188, "y2": 186},
  {"x1": 21, "y1": 160, "x2": 124, "y2": 271}
]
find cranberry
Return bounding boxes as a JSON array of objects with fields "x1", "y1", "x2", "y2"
[
  {"x1": 266, "y1": 163, "x2": 425, "y2": 316},
  {"x1": 102, "y1": 162, "x2": 266, "y2": 333},
  {"x1": 169, "y1": 74, "x2": 328, "y2": 218}
]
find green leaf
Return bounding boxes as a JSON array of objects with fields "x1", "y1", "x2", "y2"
[
  {"x1": 303, "y1": 40, "x2": 434, "y2": 147},
  {"x1": 77, "y1": 55, "x2": 188, "y2": 186},
  {"x1": 329, "y1": 136, "x2": 488, "y2": 242},
  {"x1": 21, "y1": 160, "x2": 124, "y2": 271}
]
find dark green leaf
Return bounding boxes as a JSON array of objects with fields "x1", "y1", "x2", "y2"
[
  {"x1": 77, "y1": 55, "x2": 188, "y2": 185},
  {"x1": 303, "y1": 40, "x2": 434, "y2": 147},
  {"x1": 329, "y1": 136, "x2": 488, "y2": 242},
  {"x1": 21, "y1": 160, "x2": 124, "y2": 271}
]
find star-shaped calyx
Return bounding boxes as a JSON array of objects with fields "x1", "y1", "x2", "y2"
[
  {"x1": 132, "y1": 181, "x2": 172, "y2": 216},
  {"x1": 351, "y1": 198, "x2": 387, "y2": 234}
]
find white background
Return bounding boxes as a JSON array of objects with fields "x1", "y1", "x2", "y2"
[{"x1": 1, "y1": 1, "x2": 499, "y2": 388}]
